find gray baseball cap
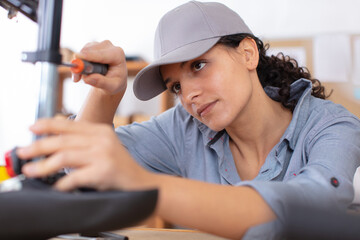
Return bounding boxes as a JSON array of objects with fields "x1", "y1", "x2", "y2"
[{"x1": 133, "y1": 1, "x2": 252, "y2": 101}]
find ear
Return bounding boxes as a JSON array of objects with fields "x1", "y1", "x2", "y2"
[{"x1": 236, "y1": 38, "x2": 259, "y2": 71}]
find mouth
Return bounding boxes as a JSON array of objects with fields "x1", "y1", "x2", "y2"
[{"x1": 197, "y1": 101, "x2": 217, "y2": 117}]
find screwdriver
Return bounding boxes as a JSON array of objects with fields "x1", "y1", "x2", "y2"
[{"x1": 62, "y1": 59, "x2": 109, "y2": 76}]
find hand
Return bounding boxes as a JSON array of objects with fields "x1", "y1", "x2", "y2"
[
  {"x1": 73, "y1": 40, "x2": 128, "y2": 95},
  {"x1": 16, "y1": 118, "x2": 152, "y2": 192}
]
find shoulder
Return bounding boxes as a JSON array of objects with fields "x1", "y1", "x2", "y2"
[
  {"x1": 300, "y1": 96, "x2": 360, "y2": 157},
  {"x1": 292, "y1": 78, "x2": 360, "y2": 131},
  {"x1": 308, "y1": 96, "x2": 360, "y2": 127},
  {"x1": 289, "y1": 86, "x2": 360, "y2": 152}
]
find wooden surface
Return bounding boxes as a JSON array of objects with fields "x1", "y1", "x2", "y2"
[
  {"x1": 113, "y1": 227, "x2": 229, "y2": 240},
  {"x1": 51, "y1": 227, "x2": 229, "y2": 240}
]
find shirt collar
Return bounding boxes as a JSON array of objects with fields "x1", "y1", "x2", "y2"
[
  {"x1": 194, "y1": 119, "x2": 221, "y2": 147},
  {"x1": 265, "y1": 78, "x2": 313, "y2": 150}
]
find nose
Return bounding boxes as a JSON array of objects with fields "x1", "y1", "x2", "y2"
[{"x1": 181, "y1": 78, "x2": 202, "y2": 104}]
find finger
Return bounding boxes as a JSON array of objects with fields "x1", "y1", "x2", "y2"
[
  {"x1": 17, "y1": 133, "x2": 89, "y2": 160},
  {"x1": 22, "y1": 149, "x2": 89, "y2": 178},
  {"x1": 54, "y1": 168, "x2": 102, "y2": 192},
  {"x1": 54, "y1": 114, "x2": 67, "y2": 120},
  {"x1": 76, "y1": 40, "x2": 125, "y2": 65},
  {"x1": 29, "y1": 118, "x2": 100, "y2": 136},
  {"x1": 74, "y1": 41, "x2": 99, "y2": 60},
  {"x1": 82, "y1": 75, "x2": 124, "y2": 93},
  {"x1": 82, "y1": 74, "x2": 101, "y2": 87},
  {"x1": 72, "y1": 73, "x2": 82, "y2": 82},
  {"x1": 78, "y1": 41, "x2": 100, "y2": 52}
]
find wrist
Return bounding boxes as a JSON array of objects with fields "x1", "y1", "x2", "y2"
[
  {"x1": 133, "y1": 169, "x2": 161, "y2": 190},
  {"x1": 76, "y1": 87, "x2": 125, "y2": 124},
  {"x1": 89, "y1": 87, "x2": 125, "y2": 109}
]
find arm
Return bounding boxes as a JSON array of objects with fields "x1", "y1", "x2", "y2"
[
  {"x1": 145, "y1": 175, "x2": 275, "y2": 239},
  {"x1": 17, "y1": 118, "x2": 275, "y2": 239},
  {"x1": 72, "y1": 40, "x2": 128, "y2": 125}
]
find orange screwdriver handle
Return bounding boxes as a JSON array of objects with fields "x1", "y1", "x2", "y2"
[{"x1": 70, "y1": 59, "x2": 108, "y2": 75}]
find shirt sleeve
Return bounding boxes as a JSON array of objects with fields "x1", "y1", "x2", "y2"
[
  {"x1": 238, "y1": 116, "x2": 360, "y2": 234},
  {"x1": 114, "y1": 106, "x2": 188, "y2": 176}
]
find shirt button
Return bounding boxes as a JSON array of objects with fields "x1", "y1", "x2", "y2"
[{"x1": 330, "y1": 177, "x2": 339, "y2": 187}]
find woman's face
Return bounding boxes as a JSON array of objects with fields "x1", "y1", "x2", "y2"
[{"x1": 160, "y1": 43, "x2": 255, "y2": 131}]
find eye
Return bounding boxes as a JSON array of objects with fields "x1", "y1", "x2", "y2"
[
  {"x1": 170, "y1": 82, "x2": 181, "y2": 94},
  {"x1": 191, "y1": 60, "x2": 206, "y2": 72}
]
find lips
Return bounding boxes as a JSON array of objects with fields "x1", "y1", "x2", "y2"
[{"x1": 196, "y1": 101, "x2": 217, "y2": 117}]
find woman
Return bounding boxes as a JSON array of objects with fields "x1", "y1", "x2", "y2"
[{"x1": 17, "y1": 1, "x2": 360, "y2": 239}]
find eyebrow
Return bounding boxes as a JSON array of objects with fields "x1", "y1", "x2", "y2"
[
  {"x1": 163, "y1": 61, "x2": 188, "y2": 85},
  {"x1": 180, "y1": 61, "x2": 188, "y2": 68},
  {"x1": 164, "y1": 77, "x2": 171, "y2": 85}
]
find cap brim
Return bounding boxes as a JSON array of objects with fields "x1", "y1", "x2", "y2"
[{"x1": 133, "y1": 37, "x2": 220, "y2": 101}]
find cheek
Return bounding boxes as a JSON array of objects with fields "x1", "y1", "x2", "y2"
[
  {"x1": 210, "y1": 59, "x2": 243, "y2": 91},
  {"x1": 179, "y1": 98, "x2": 194, "y2": 115},
  {"x1": 222, "y1": 64, "x2": 252, "y2": 98},
  {"x1": 224, "y1": 80, "x2": 253, "y2": 115}
]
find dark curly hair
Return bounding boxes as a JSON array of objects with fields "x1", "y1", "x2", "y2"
[{"x1": 217, "y1": 33, "x2": 329, "y2": 111}]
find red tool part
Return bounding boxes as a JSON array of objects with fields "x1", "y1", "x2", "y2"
[
  {"x1": 4, "y1": 150, "x2": 16, "y2": 177},
  {"x1": 4, "y1": 148, "x2": 25, "y2": 178}
]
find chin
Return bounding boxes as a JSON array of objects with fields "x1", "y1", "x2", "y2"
[
  {"x1": 195, "y1": 114, "x2": 229, "y2": 132},
  {"x1": 204, "y1": 121, "x2": 227, "y2": 132}
]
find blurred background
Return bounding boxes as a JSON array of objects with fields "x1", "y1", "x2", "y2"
[{"x1": 0, "y1": 0, "x2": 360, "y2": 164}]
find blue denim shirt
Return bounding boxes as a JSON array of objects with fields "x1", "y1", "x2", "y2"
[{"x1": 116, "y1": 79, "x2": 360, "y2": 239}]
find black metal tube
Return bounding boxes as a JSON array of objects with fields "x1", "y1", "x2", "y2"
[
  {"x1": 49, "y1": 0, "x2": 62, "y2": 51},
  {"x1": 37, "y1": 0, "x2": 62, "y2": 51}
]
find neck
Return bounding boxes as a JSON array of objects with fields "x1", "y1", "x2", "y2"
[{"x1": 226, "y1": 79, "x2": 292, "y2": 167}]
